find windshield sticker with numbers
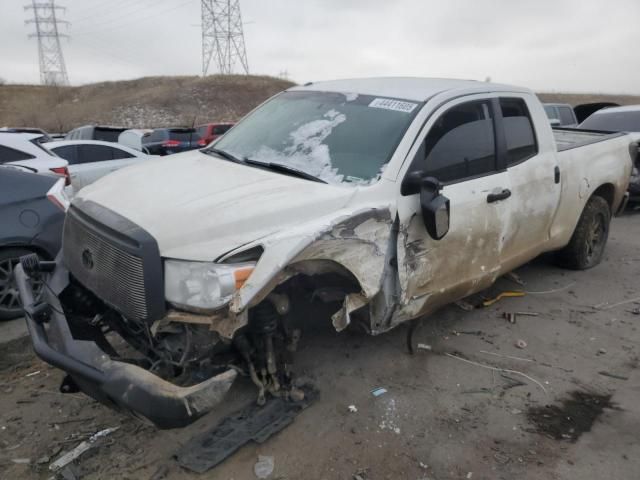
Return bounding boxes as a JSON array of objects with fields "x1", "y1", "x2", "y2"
[{"x1": 369, "y1": 98, "x2": 418, "y2": 113}]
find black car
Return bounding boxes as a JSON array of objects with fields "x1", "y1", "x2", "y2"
[
  {"x1": 142, "y1": 127, "x2": 201, "y2": 155},
  {"x1": 0, "y1": 169, "x2": 65, "y2": 319},
  {"x1": 579, "y1": 105, "x2": 640, "y2": 204}
]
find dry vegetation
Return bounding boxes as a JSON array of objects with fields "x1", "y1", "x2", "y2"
[
  {"x1": 0, "y1": 75, "x2": 294, "y2": 132},
  {"x1": 537, "y1": 92, "x2": 640, "y2": 107},
  {"x1": 1, "y1": 75, "x2": 639, "y2": 133}
]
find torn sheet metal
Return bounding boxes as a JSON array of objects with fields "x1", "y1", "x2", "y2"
[{"x1": 332, "y1": 293, "x2": 368, "y2": 331}]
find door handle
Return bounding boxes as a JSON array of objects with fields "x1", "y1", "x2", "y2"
[{"x1": 487, "y1": 188, "x2": 511, "y2": 203}]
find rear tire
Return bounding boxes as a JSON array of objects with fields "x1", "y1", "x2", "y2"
[
  {"x1": 0, "y1": 248, "x2": 43, "y2": 321},
  {"x1": 556, "y1": 196, "x2": 611, "y2": 270}
]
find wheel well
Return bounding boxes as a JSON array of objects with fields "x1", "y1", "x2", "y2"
[{"x1": 591, "y1": 183, "x2": 615, "y2": 211}]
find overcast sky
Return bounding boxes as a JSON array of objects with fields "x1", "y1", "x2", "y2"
[{"x1": 2, "y1": 0, "x2": 639, "y2": 93}]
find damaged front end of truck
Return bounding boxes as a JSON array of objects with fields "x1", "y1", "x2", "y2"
[{"x1": 15, "y1": 199, "x2": 398, "y2": 428}]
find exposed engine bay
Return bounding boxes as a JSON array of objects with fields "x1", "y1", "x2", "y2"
[{"x1": 56, "y1": 271, "x2": 358, "y2": 408}]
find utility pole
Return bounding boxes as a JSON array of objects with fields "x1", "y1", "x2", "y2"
[
  {"x1": 201, "y1": 0, "x2": 249, "y2": 76},
  {"x1": 24, "y1": 0, "x2": 70, "y2": 86}
]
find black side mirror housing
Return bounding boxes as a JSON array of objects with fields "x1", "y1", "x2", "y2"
[{"x1": 401, "y1": 171, "x2": 451, "y2": 240}]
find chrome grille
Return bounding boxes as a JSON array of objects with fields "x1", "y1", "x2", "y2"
[{"x1": 63, "y1": 206, "x2": 154, "y2": 321}]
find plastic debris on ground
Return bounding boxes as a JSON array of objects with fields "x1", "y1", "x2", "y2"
[
  {"x1": 175, "y1": 385, "x2": 318, "y2": 474},
  {"x1": 482, "y1": 291, "x2": 525, "y2": 307},
  {"x1": 515, "y1": 339, "x2": 528, "y2": 349},
  {"x1": 348, "y1": 405, "x2": 358, "y2": 413},
  {"x1": 49, "y1": 427, "x2": 119, "y2": 472},
  {"x1": 254, "y1": 455, "x2": 274, "y2": 479},
  {"x1": 370, "y1": 387, "x2": 387, "y2": 397}
]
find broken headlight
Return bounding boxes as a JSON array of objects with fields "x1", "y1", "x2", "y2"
[{"x1": 164, "y1": 259, "x2": 255, "y2": 313}]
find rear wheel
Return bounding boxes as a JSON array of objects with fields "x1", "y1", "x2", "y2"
[
  {"x1": 0, "y1": 248, "x2": 44, "y2": 320},
  {"x1": 556, "y1": 196, "x2": 611, "y2": 270}
]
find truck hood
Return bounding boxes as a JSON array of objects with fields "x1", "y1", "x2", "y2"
[{"x1": 75, "y1": 151, "x2": 356, "y2": 261}]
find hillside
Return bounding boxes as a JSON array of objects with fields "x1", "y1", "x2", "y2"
[
  {"x1": 536, "y1": 92, "x2": 640, "y2": 107},
  {"x1": 1, "y1": 75, "x2": 639, "y2": 133},
  {"x1": 0, "y1": 75, "x2": 295, "y2": 132}
]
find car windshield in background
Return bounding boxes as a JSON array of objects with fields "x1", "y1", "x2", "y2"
[
  {"x1": 580, "y1": 110, "x2": 640, "y2": 132},
  {"x1": 214, "y1": 91, "x2": 422, "y2": 185},
  {"x1": 169, "y1": 130, "x2": 199, "y2": 141}
]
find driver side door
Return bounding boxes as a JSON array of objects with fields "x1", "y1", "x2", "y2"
[{"x1": 395, "y1": 96, "x2": 512, "y2": 322}]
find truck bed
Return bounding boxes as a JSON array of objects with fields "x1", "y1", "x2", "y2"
[{"x1": 553, "y1": 128, "x2": 626, "y2": 152}]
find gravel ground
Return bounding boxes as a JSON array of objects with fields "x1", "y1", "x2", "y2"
[{"x1": 1, "y1": 212, "x2": 638, "y2": 480}]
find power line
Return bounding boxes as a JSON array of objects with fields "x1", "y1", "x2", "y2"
[
  {"x1": 72, "y1": 0, "x2": 195, "y2": 37},
  {"x1": 201, "y1": 0, "x2": 249, "y2": 76},
  {"x1": 24, "y1": 0, "x2": 70, "y2": 86},
  {"x1": 65, "y1": 0, "x2": 132, "y2": 24}
]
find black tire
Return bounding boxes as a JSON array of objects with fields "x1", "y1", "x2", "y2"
[
  {"x1": 556, "y1": 196, "x2": 611, "y2": 270},
  {"x1": 0, "y1": 248, "x2": 43, "y2": 321}
]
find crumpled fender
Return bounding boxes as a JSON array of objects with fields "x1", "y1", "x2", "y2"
[{"x1": 211, "y1": 206, "x2": 393, "y2": 339}]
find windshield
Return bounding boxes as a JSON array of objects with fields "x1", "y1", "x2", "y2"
[
  {"x1": 214, "y1": 91, "x2": 421, "y2": 185},
  {"x1": 580, "y1": 110, "x2": 640, "y2": 132}
]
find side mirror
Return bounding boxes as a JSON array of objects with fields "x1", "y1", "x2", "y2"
[
  {"x1": 402, "y1": 170, "x2": 450, "y2": 240},
  {"x1": 422, "y1": 193, "x2": 450, "y2": 240}
]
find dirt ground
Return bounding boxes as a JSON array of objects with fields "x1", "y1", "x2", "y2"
[{"x1": 1, "y1": 212, "x2": 639, "y2": 480}]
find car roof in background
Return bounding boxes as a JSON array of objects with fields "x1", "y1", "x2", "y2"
[
  {"x1": 288, "y1": 77, "x2": 531, "y2": 102},
  {"x1": 590, "y1": 105, "x2": 640, "y2": 115},
  {"x1": 0, "y1": 131, "x2": 44, "y2": 141},
  {"x1": 50, "y1": 139, "x2": 130, "y2": 147}
]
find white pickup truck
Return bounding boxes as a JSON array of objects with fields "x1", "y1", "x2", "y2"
[{"x1": 16, "y1": 78, "x2": 634, "y2": 428}]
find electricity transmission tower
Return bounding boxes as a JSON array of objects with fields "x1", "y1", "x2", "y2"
[
  {"x1": 201, "y1": 0, "x2": 249, "y2": 76},
  {"x1": 24, "y1": 0, "x2": 70, "y2": 86}
]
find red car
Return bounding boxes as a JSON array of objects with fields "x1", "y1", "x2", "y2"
[{"x1": 196, "y1": 122, "x2": 235, "y2": 146}]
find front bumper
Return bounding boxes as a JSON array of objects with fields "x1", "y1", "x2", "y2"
[{"x1": 14, "y1": 260, "x2": 237, "y2": 429}]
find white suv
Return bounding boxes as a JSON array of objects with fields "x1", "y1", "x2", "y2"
[{"x1": 0, "y1": 132, "x2": 69, "y2": 182}]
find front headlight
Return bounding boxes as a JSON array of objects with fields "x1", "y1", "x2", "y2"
[{"x1": 164, "y1": 259, "x2": 255, "y2": 312}]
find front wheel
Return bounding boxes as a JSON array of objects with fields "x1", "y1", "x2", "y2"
[
  {"x1": 556, "y1": 196, "x2": 611, "y2": 270},
  {"x1": 0, "y1": 248, "x2": 44, "y2": 320}
]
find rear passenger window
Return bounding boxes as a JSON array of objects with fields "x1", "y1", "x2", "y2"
[
  {"x1": 51, "y1": 145, "x2": 78, "y2": 164},
  {"x1": 77, "y1": 144, "x2": 115, "y2": 163},
  {"x1": 420, "y1": 100, "x2": 496, "y2": 183},
  {"x1": 0, "y1": 145, "x2": 35, "y2": 163},
  {"x1": 501, "y1": 98, "x2": 538, "y2": 165},
  {"x1": 110, "y1": 147, "x2": 134, "y2": 160}
]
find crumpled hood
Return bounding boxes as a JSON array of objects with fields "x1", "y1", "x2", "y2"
[{"x1": 75, "y1": 151, "x2": 355, "y2": 261}]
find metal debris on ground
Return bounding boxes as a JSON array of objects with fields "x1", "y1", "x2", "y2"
[
  {"x1": 175, "y1": 385, "x2": 318, "y2": 474},
  {"x1": 253, "y1": 455, "x2": 274, "y2": 479},
  {"x1": 455, "y1": 300, "x2": 476, "y2": 311},
  {"x1": 504, "y1": 311, "x2": 540, "y2": 323},
  {"x1": 592, "y1": 295, "x2": 640, "y2": 311},
  {"x1": 444, "y1": 353, "x2": 547, "y2": 394},
  {"x1": 482, "y1": 291, "x2": 525, "y2": 307},
  {"x1": 598, "y1": 371, "x2": 629, "y2": 380},
  {"x1": 371, "y1": 387, "x2": 387, "y2": 397},
  {"x1": 49, "y1": 427, "x2": 119, "y2": 472},
  {"x1": 505, "y1": 271, "x2": 525, "y2": 286}
]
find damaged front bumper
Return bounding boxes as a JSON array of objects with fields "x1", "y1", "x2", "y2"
[{"x1": 14, "y1": 261, "x2": 237, "y2": 429}]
